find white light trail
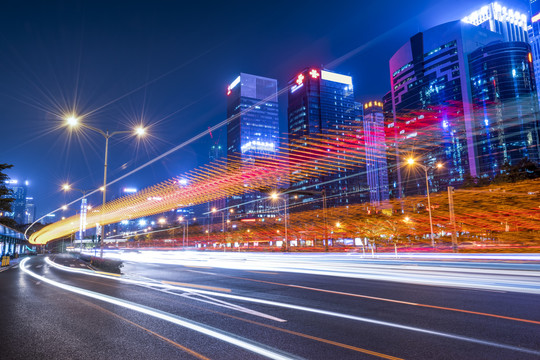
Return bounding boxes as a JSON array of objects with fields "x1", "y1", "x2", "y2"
[
  {"x1": 22, "y1": 258, "x2": 296, "y2": 360},
  {"x1": 42, "y1": 257, "x2": 540, "y2": 356}
]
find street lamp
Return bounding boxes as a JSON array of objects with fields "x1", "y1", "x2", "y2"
[
  {"x1": 62, "y1": 183, "x2": 90, "y2": 252},
  {"x1": 178, "y1": 216, "x2": 189, "y2": 249},
  {"x1": 65, "y1": 115, "x2": 146, "y2": 257},
  {"x1": 271, "y1": 192, "x2": 288, "y2": 251},
  {"x1": 211, "y1": 207, "x2": 225, "y2": 233},
  {"x1": 407, "y1": 158, "x2": 443, "y2": 248}
]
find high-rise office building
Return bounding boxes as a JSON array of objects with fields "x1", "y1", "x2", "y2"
[
  {"x1": 226, "y1": 73, "x2": 279, "y2": 216},
  {"x1": 469, "y1": 41, "x2": 540, "y2": 177},
  {"x1": 388, "y1": 21, "x2": 503, "y2": 198},
  {"x1": 209, "y1": 144, "x2": 223, "y2": 162},
  {"x1": 287, "y1": 68, "x2": 364, "y2": 207},
  {"x1": 462, "y1": 2, "x2": 528, "y2": 42},
  {"x1": 382, "y1": 91, "x2": 400, "y2": 198},
  {"x1": 363, "y1": 101, "x2": 390, "y2": 205},
  {"x1": 4, "y1": 180, "x2": 27, "y2": 224},
  {"x1": 25, "y1": 196, "x2": 35, "y2": 224},
  {"x1": 529, "y1": 0, "x2": 540, "y2": 102}
]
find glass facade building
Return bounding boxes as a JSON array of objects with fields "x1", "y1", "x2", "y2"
[
  {"x1": 388, "y1": 21, "x2": 503, "y2": 198},
  {"x1": 287, "y1": 68, "x2": 365, "y2": 208},
  {"x1": 226, "y1": 73, "x2": 279, "y2": 216},
  {"x1": 469, "y1": 41, "x2": 540, "y2": 177},
  {"x1": 3, "y1": 180, "x2": 27, "y2": 224},
  {"x1": 529, "y1": 0, "x2": 540, "y2": 102},
  {"x1": 462, "y1": 2, "x2": 528, "y2": 42},
  {"x1": 363, "y1": 101, "x2": 389, "y2": 205}
]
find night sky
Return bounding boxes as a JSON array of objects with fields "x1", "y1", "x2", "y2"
[{"x1": 0, "y1": 0, "x2": 528, "y2": 220}]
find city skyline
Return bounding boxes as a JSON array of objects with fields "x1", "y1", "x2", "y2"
[{"x1": 0, "y1": 0, "x2": 530, "y2": 221}]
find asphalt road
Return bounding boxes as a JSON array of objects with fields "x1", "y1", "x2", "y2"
[{"x1": 1, "y1": 253, "x2": 539, "y2": 359}]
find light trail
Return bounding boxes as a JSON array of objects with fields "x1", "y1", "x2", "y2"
[
  {"x1": 42, "y1": 256, "x2": 540, "y2": 356},
  {"x1": 106, "y1": 251, "x2": 540, "y2": 294},
  {"x1": 21, "y1": 258, "x2": 298, "y2": 360}
]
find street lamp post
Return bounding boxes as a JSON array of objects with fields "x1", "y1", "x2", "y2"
[
  {"x1": 178, "y1": 216, "x2": 190, "y2": 249},
  {"x1": 407, "y1": 158, "x2": 442, "y2": 248},
  {"x1": 211, "y1": 207, "x2": 226, "y2": 250},
  {"x1": 65, "y1": 115, "x2": 146, "y2": 257},
  {"x1": 271, "y1": 192, "x2": 288, "y2": 252}
]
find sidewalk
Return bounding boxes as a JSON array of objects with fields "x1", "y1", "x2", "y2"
[{"x1": 0, "y1": 255, "x2": 28, "y2": 272}]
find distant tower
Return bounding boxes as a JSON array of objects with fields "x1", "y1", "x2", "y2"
[
  {"x1": 25, "y1": 196, "x2": 35, "y2": 224},
  {"x1": 209, "y1": 144, "x2": 223, "y2": 162},
  {"x1": 4, "y1": 180, "x2": 27, "y2": 224},
  {"x1": 226, "y1": 73, "x2": 279, "y2": 216}
]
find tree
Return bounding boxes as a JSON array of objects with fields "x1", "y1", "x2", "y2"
[
  {"x1": 0, "y1": 163, "x2": 15, "y2": 228},
  {"x1": 493, "y1": 158, "x2": 540, "y2": 184}
]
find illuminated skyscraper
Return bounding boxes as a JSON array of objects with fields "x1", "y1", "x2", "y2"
[
  {"x1": 287, "y1": 68, "x2": 364, "y2": 207},
  {"x1": 226, "y1": 73, "x2": 279, "y2": 216},
  {"x1": 469, "y1": 41, "x2": 540, "y2": 177},
  {"x1": 388, "y1": 21, "x2": 503, "y2": 198},
  {"x1": 462, "y1": 2, "x2": 528, "y2": 42},
  {"x1": 25, "y1": 197, "x2": 35, "y2": 224},
  {"x1": 4, "y1": 180, "x2": 27, "y2": 224},
  {"x1": 530, "y1": 0, "x2": 540, "y2": 101},
  {"x1": 363, "y1": 101, "x2": 389, "y2": 205}
]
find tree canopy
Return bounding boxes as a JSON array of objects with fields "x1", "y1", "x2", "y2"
[{"x1": 0, "y1": 163, "x2": 16, "y2": 228}]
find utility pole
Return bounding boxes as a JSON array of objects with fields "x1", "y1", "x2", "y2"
[
  {"x1": 323, "y1": 189, "x2": 329, "y2": 251},
  {"x1": 448, "y1": 186, "x2": 458, "y2": 253}
]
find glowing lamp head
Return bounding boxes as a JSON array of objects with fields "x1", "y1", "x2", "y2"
[
  {"x1": 178, "y1": 216, "x2": 184, "y2": 221},
  {"x1": 62, "y1": 184, "x2": 71, "y2": 191},
  {"x1": 211, "y1": 207, "x2": 217, "y2": 213},
  {"x1": 271, "y1": 192, "x2": 278, "y2": 200},
  {"x1": 436, "y1": 163, "x2": 443, "y2": 169},
  {"x1": 407, "y1": 158, "x2": 415, "y2": 165},
  {"x1": 336, "y1": 222, "x2": 341, "y2": 227},
  {"x1": 65, "y1": 115, "x2": 79, "y2": 127},
  {"x1": 229, "y1": 209, "x2": 234, "y2": 213},
  {"x1": 135, "y1": 126, "x2": 146, "y2": 137},
  {"x1": 61, "y1": 205, "x2": 68, "y2": 211},
  {"x1": 158, "y1": 218, "x2": 166, "y2": 224}
]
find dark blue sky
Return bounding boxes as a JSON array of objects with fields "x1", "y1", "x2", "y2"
[{"x1": 0, "y1": 0, "x2": 528, "y2": 220}]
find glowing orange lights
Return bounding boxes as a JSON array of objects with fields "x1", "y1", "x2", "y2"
[{"x1": 528, "y1": 52, "x2": 533, "y2": 63}]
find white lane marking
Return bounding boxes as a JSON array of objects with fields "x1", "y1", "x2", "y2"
[
  {"x1": 12, "y1": 265, "x2": 18, "y2": 269},
  {"x1": 143, "y1": 285, "x2": 286, "y2": 322},
  {"x1": 21, "y1": 258, "x2": 296, "y2": 360}
]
